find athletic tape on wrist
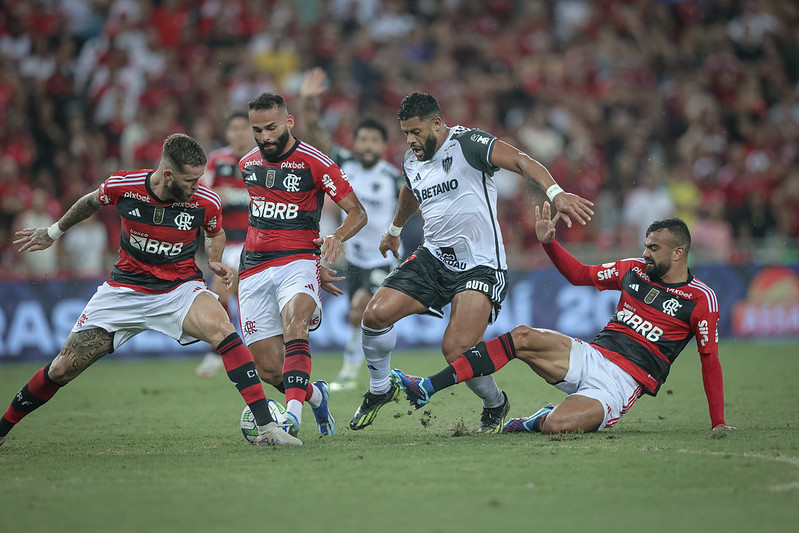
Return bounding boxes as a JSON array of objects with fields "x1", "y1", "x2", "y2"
[
  {"x1": 546, "y1": 184, "x2": 564, "y2": 202},
  {"x1": 47, "y1": 223, "x2": 64, "y2": 240},
  {"x1": 388, "y1": 224, "x2": 403, "y2": 237}
]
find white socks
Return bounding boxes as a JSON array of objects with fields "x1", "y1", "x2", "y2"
[
  {"x1": 362, "y1": 324, "x2": 396, "y2": 394},
  {"x1": 465, "y1": 375, "x2": 504, "y2": 408},
  {"x1": 286, "y1": 382, "x2": 323, "y2": 427},
  {"x1": 342, "y1": 327, "x2": 364, "y2": 370}
]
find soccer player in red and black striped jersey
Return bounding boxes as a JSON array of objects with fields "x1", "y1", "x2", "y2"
[
  {"x1": 195, "y1": 111, "x2": 255, "y2": 379},
  {"x1": 0, "y1": 133, "x2": 300, "y2": 447},
  {"x1": 393, "y1": 203, "x2": 735, "y2": 433},
  {"x1": 237, "y1": 93, "x2": 367, "y2": 436}
]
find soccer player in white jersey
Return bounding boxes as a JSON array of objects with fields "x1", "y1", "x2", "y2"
[
  {"x1": 1, "y1": 134, "x2": 300, "y2": 447},
  {"x1": 349, "y1": 92, "x2": 595, "y2": 433},
  {"x1": 331, "y1": 121, "x2": 404, "y2": 391},
  {"x1": 297, "y1": 69, "x2": 405, "y2": 391}
]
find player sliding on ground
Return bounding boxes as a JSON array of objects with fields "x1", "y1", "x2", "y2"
[
  {"x1": 392, "y1": 204, "x2": 736, "y2": 433},
  {"x1": 0, "y1": 134, "x2": 301, "y2": 447}
]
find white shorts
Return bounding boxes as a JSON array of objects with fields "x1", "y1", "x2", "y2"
[
  {"x1": 237, "y1": 259, "x2": 322, "y2": 344},
  {"x1": 222, "y1": 242, "x2": 245, "y2": 270},
  {"x1": 73, "y1": 280, "x2": 215, "y2": 350},
  {"x1": 555, "y1": 338, "x2": 643, "y2": 430}
]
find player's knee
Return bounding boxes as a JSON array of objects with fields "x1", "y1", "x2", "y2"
[
  {"x1": 47, "y1": 359, "x2": 76, "y2": 385},
  {"x1": 441, "y1": 338, "x2": 471, "y2": 363},
  {"x1": 361, "y1": 304, "x2": 392, "y2": 330},
  {"x1": 541, "y1": 411, "x2": 600, "y2": 434},
  {"x1": 217, "y1": 321, "x2": 236, "y2": 338},
  {"x1": 510, "y1": 325, "x2": 542, "y2": 352},
  {"x1": 256, "y1": 366, "x2": 282, "y2": 388}
]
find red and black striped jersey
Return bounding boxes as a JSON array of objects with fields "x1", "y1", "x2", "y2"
[
  {"x1": 237, "y1": 139, "x2": 353, "y2": 279},
  {"x1": 97, "y1": 169, "x2": 223, "y2": 293},
  {"x1": 586, "y1": 258, "x2": 720, "y2": 395},
  {"x1": 202, "y1": 146, "x2": 250, "y2": 243}
]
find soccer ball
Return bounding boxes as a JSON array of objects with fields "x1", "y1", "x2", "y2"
[{"x1": 240, "y1": 399, "x2": 287, "y2": 443}]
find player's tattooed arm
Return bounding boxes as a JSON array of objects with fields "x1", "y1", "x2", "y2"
[
  {"x1": 14, "y1": 190, "x2": 104, "y2": 252},
  {"x1": 490, "y1": 140, "x2": 594, "y2": 228},
  {"x1": 51, "y1": 328, "x2": 115, "y2": 382}
]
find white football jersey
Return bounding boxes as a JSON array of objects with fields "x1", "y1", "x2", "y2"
[
  {"x1": 338, "y1": 154, "x2": 403, "y2": 269},
  {"x1": 402, "y1": 126, "x2": 507, "y2": 271}
]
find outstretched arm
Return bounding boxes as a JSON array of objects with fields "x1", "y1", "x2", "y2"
[
  {"x1": 298, "y1": 67, "x2": 334, "y2": 156},
  {"x1": 491, "y1": 140, "x2": 594, "y2": 228},
  {"x1": 699, "y1": 349, "x2": 732, "y2": 430},
  {"x1": 536, "y1": 202, "x2": 594, "y2": 286},
  {"x1": 14, "y1": 190, "x2": 103, "y2": 252}
]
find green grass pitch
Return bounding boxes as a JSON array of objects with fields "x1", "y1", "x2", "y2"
[{"x1": 1, "y1": 340, "x2": 797, "y2": 533}]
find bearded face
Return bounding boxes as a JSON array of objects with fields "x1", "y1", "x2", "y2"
[{"x1": 257, "y1": 126, "x2": 291, "y2": 162}]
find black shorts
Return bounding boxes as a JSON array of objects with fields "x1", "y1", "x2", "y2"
[
  {"x1": 347, "y1": 263, "x2": 392, "y2": 297},
  {"x1": 382, "y1": 246, "x2": 508, "y2": 324}
]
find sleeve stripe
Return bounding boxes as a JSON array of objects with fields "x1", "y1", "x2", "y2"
[
  {"x1": 486, "y1": 138, "x2": 496, "y2": 167},
  {"x1": 106, "y1": 179, "x2": 146, "y2": 188},
  {"x1": 195, "y1": 186, "x2": 222, "y2": 209},
  {"x1": 298, "y1": 142, "x2": 334, "y2": 163},
  {"x1": 690, "y1": 280, "x2": 718, "y2": 311},
  {"x1": 107, "y1": 171, "x2": 149, "y2": 181},
  {"x1": 242, "y1": 147, "x2": 260, "y2": 160},
  {"x1": 689, "y1": 280, "x2": 718, "y2": 313},
  {"x1": 297, "y1": 143, "x2": 335, "y2": 166}
]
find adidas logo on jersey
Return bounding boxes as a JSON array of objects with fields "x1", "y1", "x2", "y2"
[
  {"x1": 128, "y1": 208, "x2": 141, "y2": 217},
  {"x1": 630, "y1": 283, "x2": 639, "y2": 291}
]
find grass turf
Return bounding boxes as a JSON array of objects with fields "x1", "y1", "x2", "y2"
[{"x1": 1, "y1": 340, "x2": 797, "y2": 533}]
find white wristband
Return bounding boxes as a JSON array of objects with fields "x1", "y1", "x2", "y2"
[
  {"x1": 388, "y1": 224, "x2": 403, "y2": 237},
  {"x1": 546, "y1": 184, "x2": 564, "y2": 202},
  {"x1": 47, "y1": 222, "x2": 65, "y2": 240}
]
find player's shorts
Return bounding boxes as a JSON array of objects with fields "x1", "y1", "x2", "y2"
[
  {"x1": 382, "y1": 246, "x2": 508, "y2": 324},
  {"x1": 346, "y1": 263, "x2": 392, "y2": 296},
  {"x1": 554, "y1": 338, "x2": 643, "y2": 430},
  {"x1": 73, "y1": 280, "x2": 215, "y2": 350},
  {"x1": 221, "y1": 241, "x2": 245, "y2": 270},
  {"x1": 237, "y1": 259, "x2": 322, "y2": 345}
]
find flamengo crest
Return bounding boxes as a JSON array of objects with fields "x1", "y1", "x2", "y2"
[
  {"x1": 174, "y1": 212, "x2": 194, "y2": 230},
  {"x1": 662, "y1": 298, "x2": 682, "y2": 317}
]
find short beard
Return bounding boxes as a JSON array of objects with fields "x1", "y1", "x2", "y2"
[
  {"x1": 418, "y1": 133, "x2": 438, "y2": 161},
  {"x1": 646, "y1": 261, "x2": 669, "y2": 283},
  {"x1": 259, "y1": 128, "x2": 290, "y2": 162},
  {"x1": 166, "y1": 180, "x2": 192, "y2": 202}
]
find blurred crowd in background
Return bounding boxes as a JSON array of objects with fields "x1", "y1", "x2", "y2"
[{"x1": 0, "y1": 0, "x2": 797, "y2": 279}]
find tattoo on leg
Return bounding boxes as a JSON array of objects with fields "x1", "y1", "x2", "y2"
[{"x1": 58, "y1": 329, "x2": 114, "y2": 375}]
